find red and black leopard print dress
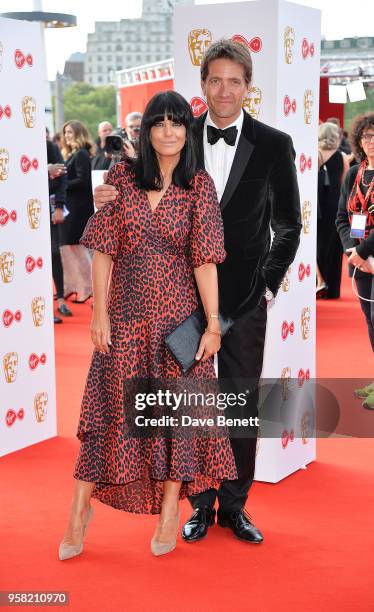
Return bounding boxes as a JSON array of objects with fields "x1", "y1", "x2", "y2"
[{"x1": 73, "y1": 162, "x2": 237, "y2": 514}]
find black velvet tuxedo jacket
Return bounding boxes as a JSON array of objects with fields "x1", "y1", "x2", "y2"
[{"x1": 195, "y1": 111, "x2": 302, "y2": 317}]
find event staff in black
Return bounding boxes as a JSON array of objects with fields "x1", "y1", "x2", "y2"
[
  {"x1": 47, "y1": 140, "x2": 72, "y2": 322},
  {"x1": 92, "y1": 39, "x2": 302, "y2": 544}
]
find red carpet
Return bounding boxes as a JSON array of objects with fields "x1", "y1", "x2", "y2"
[{"x1": 1, "y1": 273, "x2": 373, "y2": 612}]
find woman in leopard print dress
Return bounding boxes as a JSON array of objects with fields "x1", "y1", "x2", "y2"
[{"x1": 59, "y1": 91, "x2": 237, "y2": 559}]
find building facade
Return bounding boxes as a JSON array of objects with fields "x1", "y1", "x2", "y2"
[{"x1": 84, "y1": 0, "x2": 191, "y2": 87}]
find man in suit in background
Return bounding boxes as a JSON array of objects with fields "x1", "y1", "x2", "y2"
[{"x1": 92, "y1": 39, "x2": 302, "y2": 545}]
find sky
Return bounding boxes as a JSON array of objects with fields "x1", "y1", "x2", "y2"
[{"x1": 1, "y1": 0, "x2": 373, "y2": 80}]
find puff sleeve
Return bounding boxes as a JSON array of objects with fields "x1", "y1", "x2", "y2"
[
  {"x1": 80, "y1": 163, "x2": 125, "y2": 261},
  {"x1": 189, "y1": 171, "x2": 226, "y2": 268}
]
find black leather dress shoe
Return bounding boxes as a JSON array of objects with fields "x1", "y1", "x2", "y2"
[
  {"x1": 57, "y1": 303, "x2": 73, "y2": 317},
  {"x1": 217, "y1": 509, "x2": 264, "y2": 543},
  {"x1": 54, "y1": 315, "x2": 62, "y2": 324},
  {"x1": 182, "y1": 507, "x2": 216, "y2": 542}
]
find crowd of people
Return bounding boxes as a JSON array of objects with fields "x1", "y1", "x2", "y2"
[
  {"x1": 45, "y1": 40, "x2": 373, "y2": 561},
  {"x1": 47, "y1": 111, "x2": 142, "y2": 323},
  {"x1": 48, "y1": 108, "x2": 374, "y2": 355}
]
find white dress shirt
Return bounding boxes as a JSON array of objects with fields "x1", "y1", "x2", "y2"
[{"x1": 203, "y1": 110, "x2": 244, "y2": 202}]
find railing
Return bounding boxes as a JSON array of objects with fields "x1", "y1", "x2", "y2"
[{"x1": 116, "y1": 58, "x2": 174, "y2": 88}]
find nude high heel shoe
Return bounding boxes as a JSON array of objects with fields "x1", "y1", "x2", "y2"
[
  {"x1": 59, "y1": 505, "x2": 94, "y2": 561},
  {"x1": 151, "y1": 511, "x2": 180, "y2": 557}
]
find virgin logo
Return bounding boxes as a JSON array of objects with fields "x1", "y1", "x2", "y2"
[
  {"x1": 25, "y1": 256, "x2": 43, "y2": 273},
  {"x1": 300, "y1": 153, "x2": 312, "y2": 173},
  {"x1": 302, "y1": 38, "x2": 315, "y2": 60},
  {"x1": 2, "y1": 309, "x2": 22, "y2": 327},
  {"x1": 283, "y1": 95, "x2": 296, "y2": 116},
  {"x1": 0, "y1": 208, "x2": 17, "y2": 226},
  {"x1": 20, "y1": 155, "x2": 39, "y2": 173},
  {"x1": 298, "y1": 262, "x2": 311, "y2": 281},
  {"x1": 281, "y1": 320, "x2": 294, "y2": 341},
  {"x1": 6, "y1": 408, "x2": 24, "y2": 427},
  {"x1": 190, "y1": 97, "x2": 208, "y2": 118},
  {"x1": 231, "y1": 34, "x2": 262, "y2": 53},
  {"x1": 29, "y1": 352, "x2": 47, "y2": 370},
  {"x1": 298, "y1": 368, "x2": 311, "y2": 387},
  {"x1": 14, "y1": 49, "x2": 33, "y2": 69},
  {"x1": 282, "y1": 429, "x2": 295, "y2": 449},
  {"x1": 0, "y1": 105, "x2": 12, "y2": 120}
]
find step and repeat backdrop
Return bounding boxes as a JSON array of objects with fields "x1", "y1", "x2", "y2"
[
  {"x1": 174, "y1": 0, "x2": 320, "y2": 482},
  {"x1": 0, "y1": 17, "x2": 56, "y2": 457}
]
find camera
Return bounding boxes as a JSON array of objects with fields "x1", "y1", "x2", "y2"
[{"x1": 104, "y1": 128, "x2": 128, "y2": 157}]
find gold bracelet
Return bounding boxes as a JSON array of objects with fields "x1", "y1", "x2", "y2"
[
  {"x1": 208, "y1": 313, "x2": 219, "y2": 319},
  {"x1": 205, "y1": 327, "x2": 221, "y2": 336}
]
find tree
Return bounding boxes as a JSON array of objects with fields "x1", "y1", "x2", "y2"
[{"x1": 61, "y1": 83, "x2": 117, "y2": 142}]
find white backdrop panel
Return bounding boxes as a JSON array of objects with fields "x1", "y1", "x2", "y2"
[{"x1": 0, "y1": 17, "x2": 57, "y2": 456}]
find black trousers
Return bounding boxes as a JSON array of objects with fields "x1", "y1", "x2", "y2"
[
  {"x1": 188, "y1": 298, "x2": 267, "y2": 512},
  {"x1": 51, "y1": 222, "x2": 64, "y2": 300},
  {"x1": 355, "y1": 275, "x2": 374, "y2": 351}
]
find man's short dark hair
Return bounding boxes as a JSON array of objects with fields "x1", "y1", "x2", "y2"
[{"x1": 200, "y1": 39, "x2": 252, "y2": 85}]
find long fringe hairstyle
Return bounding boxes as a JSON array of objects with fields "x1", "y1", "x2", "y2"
[{"x1": 133, "y1": 91, "x2": 198, "y2": 191}]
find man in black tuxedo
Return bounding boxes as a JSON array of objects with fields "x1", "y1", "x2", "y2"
[{"x1": 92, "y1": 39, "x2": 301, "y2": 545}]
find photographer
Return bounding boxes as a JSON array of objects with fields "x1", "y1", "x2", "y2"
[
  {"x1": 124, "y1": 111, "x2": 142, "y2": 155},
  {"x1": 92, "y1": 121, "x2": 113, "y2": 171}
]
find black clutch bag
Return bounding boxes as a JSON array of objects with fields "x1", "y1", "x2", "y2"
[{"x1": 165, "y1": 309, "x2": 234, "y2": 374}]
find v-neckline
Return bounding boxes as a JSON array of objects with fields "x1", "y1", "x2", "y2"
[{"x1": 145, "y1": 182, "x2": 173, "y2": 215}]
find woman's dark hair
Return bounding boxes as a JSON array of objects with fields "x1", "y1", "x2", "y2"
[
  {"x1": 133, "y1": 90, "x2": 197, "y2": 190},
  {"x1": 349, "y1": 112, "x2": 374, "y2": 161}
]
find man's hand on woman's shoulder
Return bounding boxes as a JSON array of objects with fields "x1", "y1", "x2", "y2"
[{"x1": 94, "y1": 171, "x2": 118, "y2": 209}]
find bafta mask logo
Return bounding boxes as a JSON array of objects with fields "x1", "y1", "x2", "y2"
[
  {"x1": 281, "y1": 266, "x2": 292, "y2": 292},
  {"x1": 281, "y1": 367, "x2": 291, "y2": 401},
  {"x1": 0, "y1": 148, "x2": 9, "y2": 181},
  {"x1": 27, "y1": 198, "x2": 41, "y2": 229},
  {"x1": 31, "y1": 296, "x2": 46, "y2": 327},
  {"x1": 188, "y1": 29, "x2": 212, "y2": 66},
  {"x1": 3, "y1": 351, "x2": 18, "y2": 383},
  {"x1": 304, "y1": 89, "x2": 313, "y2": 125},
  {"x1": 301, "y1": 307, "x2": 311, "y2": 340},
  {"x1": 22, "y1": 96, "x2": 37, "y2": 128},
  {"x1": 0, "y1": 251, "x2": 15, "y2": 283},
  {"x1": 243, "y1": 86, "x2": 262, "y2": 119},
  {"x1": 302, "y1": 201, "x2": 312, "y2": 234},
  {"x1": 34, "y1": 392, "x2": 48, "y2": 423},
  {"x1": 284, "y1": 26, "x2": 295, "y2": 64},
  {"x1": 301, "y1": 411, "x2": 311, "y2": 445}
]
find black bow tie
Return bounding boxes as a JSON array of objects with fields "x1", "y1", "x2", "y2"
[{"x1": 207, "y1": 125, "x2": 238, "y2": 146}]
